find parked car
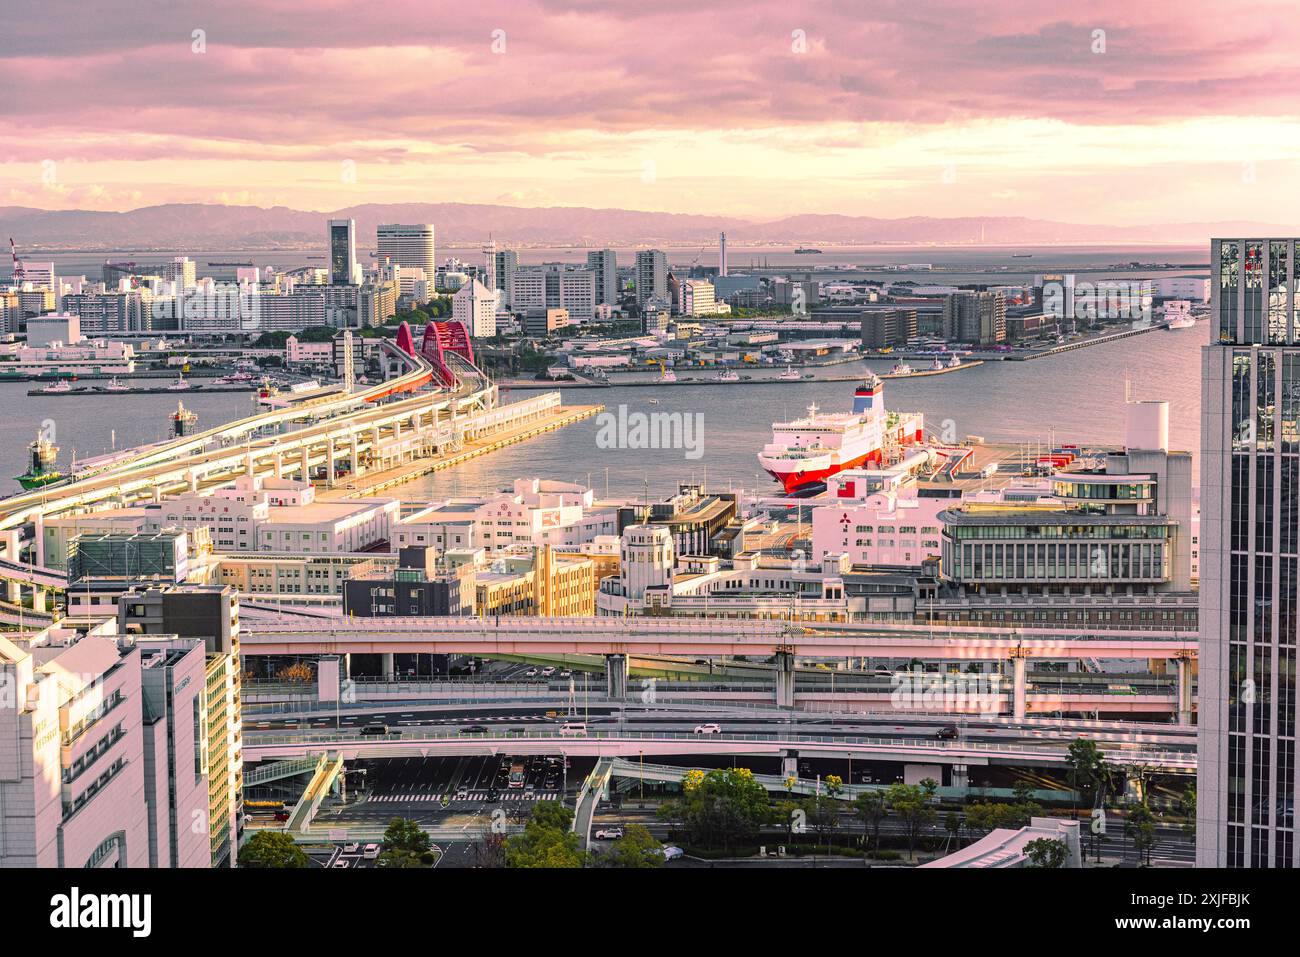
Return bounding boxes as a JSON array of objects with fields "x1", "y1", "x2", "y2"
[
  {"x1": 342, "y1": 842, "x2": 360, "y2": 854},
  {"x1": 594, "y1": 827, "x2": 624, "y2": 840},
  {"x1": 693, "y1": 723, "x2": 722, "y2": 735},
  {"x1": 936, "y1": 724, "x2": 959, "y2": 740},
  {"x1": 660, "y1": 845, "x2": 684, "y2": 861},
  {"x1": 523, "y1": 668, "x2": 539, "y2": 677},
  {"x1": 362, "y1": 844, "x2": 381, "y2": 860},
  {"x1": 540, "y1": 666, "x2": 556, "y2": 677}
]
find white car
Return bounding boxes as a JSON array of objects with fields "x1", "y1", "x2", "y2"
[
  {"x1": 660, "y1": 845, "x2": 684, "y2": 861},
  {"x1": 594, "y1": 827, "x2": 624, "y2": 840},
  {"x1": 342, "y1": 842, "x2": 360, "y2": 854},
  {"x1": 558, "y1": 722, "x2": 588, "y2": 737},
  {"x1": 693, "y1": 723, "x2": 722, "y2": 735},
  {"x1": 540, "y1": 666, "x2": 556, "y2": 677},
  {"x1": 362, "y1": 843, "x2": 381, "y2": 860},
  {"x1": 331, "y1": 859, "x2": 351, "y2": 869},
  {"x1": 523, "y1": 668, "x2": 538, "y2": 677}
]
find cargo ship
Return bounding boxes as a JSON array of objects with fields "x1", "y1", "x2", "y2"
[
  {"x1": 16, "y1": 433, "x2": 62, "y2": 490},
  {"x1": 757, "y1": 375, "x2": 924, "y2": 493}
]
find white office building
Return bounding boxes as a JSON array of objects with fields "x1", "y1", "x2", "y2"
[
  {"x1": 453, "y1": 279, "x2": 498, "y2": 338},
  {"x1": 377, "y1": 224, "x2": 436, "y2": 278}
]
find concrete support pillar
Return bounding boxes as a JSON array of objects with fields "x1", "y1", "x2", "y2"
[
  {"x1": 372, "y1": 426, "x2": 381, "y2": 466},
  {"x1": 325, "y1": 436, "x2": 336, "y2": 487},
  {"x1": 951, "y1": 763, "x2": 969, "y2": 791},
  {"x1": 350, "y1": 435, "x2": 361, "y2": 477},
  {"x1": 244, "y1": 451, "x2": 255, "y2": 477},
  {"x1": 6, "y1": 579, "x2": 21, "y2": 604},
  {"x1": 272, "y1": 451, "x2": 283, "y2": 479},
  {"x1": 381, "y1": 653, "x2": 395, "y2": 681},
  {"x1": 604, "y1": 654, "x2": 629, "y2": 699},
  {"x1": 31, "y1": 587, "x2": 47, "y2": 614},
  {"x1": 300, "y1": 445, "x2": 310, "y2": 480},
  {"x1": 1176, "y1": 656, "x2": 1194, "y2": 726},
  {"x1": 33, "y1": 513, "x2": 45, "y2": 567},
  {"x1": 343, "y1": 653, "x2": 352, "y2": 679},
  {"x1": 318, "y1": 655, "x2": 340, "y2": 703},
  {"x1": 1012, "y1": 655, "x2": 1027, "y2": 721},
  {"x1": 393, "y1": 420, "x2": 401, "y2": 441},
  {"x1": 775, "y1": 650, "x2": 796, "y2": 708},
  {"x1": 187, "y1": 470, "x2": 198, "y2": 493},
  {"x1": 782, "y1": 750, "x2": 799, "y2": 780}
]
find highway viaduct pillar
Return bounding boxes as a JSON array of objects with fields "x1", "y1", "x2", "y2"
[
  {"x1": 381, "y1": 653, "x2": 395, "y2": 681},
  {"x1": 5, "y1": 579, "x2": 20, "y2": 604},
  {"x1": 272, "y1": 451, "x2": 283, "y2": 479},
  {"x1": 349, "y1": 434, "x2": 361, "y2": 478},
  {"x1": 325, "y1": 436, "x2": 336, "y2": 487},
  {"x1": 951, "y1": 763, "x2": 968, "y2": 790},
  {"x1": 244, "y1": 451, "x2": 255, "y2": 477},
  {"x1": 299, "y1": 445, "x2": 310, "y2": 480},
  {"x1": 774, "y1": 650, "x2": 796, "y2": 708},
  {"x1": 1175, "y1": 655, "x2": 1194, "y2": 726},
  {"x1": 782, "y1": 750, "x2": 798, "y2": 780},
  {"x1": 604, "y1": 654, "x2": 629, "y2": 698},
  {"x1": 31, "y1": 587, "x2": 47, "y2": 614},
  {"x1": 1011, "y1": 655, "x2": 1027, "y2": 721}
]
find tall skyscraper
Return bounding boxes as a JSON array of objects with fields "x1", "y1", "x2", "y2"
[
  {"x1": 587, "y1": 249, "x2": 617, "y2": 305},
  {"x1": 377, "y1": 224, "x2": 435, "y2": 278},
  {"x1": 719, "y1": 232, "x2": 728, "y2": 277},
  {"x1": 1199, "y1": 237, "x2": 1299, "y2": 868},
  {"x1": 327, "y1": 218, "x2": 357, "y2": 285},
  {"x1": 635, "y1": 249, "x2": 668, "y2": 307},
  {"x1": 493, "y1": 249, "x2": 519, "y2": 308}
]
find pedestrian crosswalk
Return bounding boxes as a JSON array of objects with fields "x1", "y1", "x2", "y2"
[{"x1": 366, "y1": 791, "x2": 560, "y2": 803}]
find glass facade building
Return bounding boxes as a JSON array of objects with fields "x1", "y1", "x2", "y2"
[{"x1": 1200, "y1": 238, "x2": 1300, "y2": 867}]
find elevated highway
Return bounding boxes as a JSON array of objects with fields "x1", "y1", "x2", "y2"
[{"x1": 242, "y1": 726, "x2": 1195, "y2": 773}]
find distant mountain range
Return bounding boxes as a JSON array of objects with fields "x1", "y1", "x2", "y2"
[{"x1": 0, "y1": 202, "x2": 1288, "y2": 250}]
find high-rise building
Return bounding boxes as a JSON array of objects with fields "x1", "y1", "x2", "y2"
[
  {"x1": 453, "y1": 278, "x2": 498, "y2": 337},
  {"x1": 1199, "y1": 237, "x2": 1300, "y2": 868},
  {"x1": 635, "y1": 249, "x2": 668, "y2": 307},
  {"x1": 327, "y1": 218, "x2": 358, "y2": 285},
  {"x1": 492, "y1": 249, "x2": 519, "y2": 308},
  {"x1": 719, "y1": 232, "x2": 728, "y2": 278},
  {"x1": 377, "y1": 224, "x2": 436, "y2": 279},
  {"x1": 512, "y1": 267, "x2": 595, "y2": 322},
  {"x1": 943, "y1": 291, "x2": 1006, "y2": 344},
  {"x1": 586, "y1": 249, "x2": 617, "y2": 305},
  {"x1": 117, "y1": 585, "x2": 243, "y2": 867}
]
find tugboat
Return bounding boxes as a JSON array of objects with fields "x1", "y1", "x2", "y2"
[
  {"x1": 41, "y1": 379, "x2": 72, "y2": 394},
  {"x1": 713, "y1": 368, "x2": 740, "y2": 382},
  {"x1": 778, "y1": 365, "x2": 802, "y2": 381},
  {"x1": 15, "y1": 432, "x2": 62, "y2": 490},
  {"x1": 104, "y1": 376, "x2": 130, "y2": 392},
  {"x1": 890, "y1": 361, "x2": 913, "y2": 376},
  {"x1": 947, "y1": 354, "x2": 962, "y2": 368},
  {"x1": 167, "y1": 374, "x2": 191, "y2": 391}
]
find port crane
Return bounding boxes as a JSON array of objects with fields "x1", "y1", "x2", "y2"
[{"x1": 9, "y1": 237, "x2": 24, "y2": 284}]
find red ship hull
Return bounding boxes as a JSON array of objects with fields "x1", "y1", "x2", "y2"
[{"x1": 765, "y1": 448, "x2": 884, "y2": 493}]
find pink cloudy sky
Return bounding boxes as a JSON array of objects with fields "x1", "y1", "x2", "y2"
[{"x1": 2, "y1": 0, "x2": 1299, "y2": 224}]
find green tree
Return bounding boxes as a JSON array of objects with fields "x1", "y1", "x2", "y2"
[
  {"x1": 1024, "y1": 837, "x2": 1069, "y2": 868},
  {"x1": 801, "y1": 794, "x2": 841, "y2": 849},
  {"x1": 607, "y1": 824, "x2": 664, "y2": 868},
  {"x1": 1176, "y1": 786, "x2": 1196, "y2": 838},
  {"x1": 887, "y1": 780, "x2": 938, "y2": 861},
  {"x1": 237, "y1": 831, "x2": 309, "y2": 868},
  {"x1": 657, "y1": 767, "x2": 769, "y2": 852},
  {"x1": 944, "y1": 810, "x2": 962, "y2": 850},
  {"x1": 1065, "y1": 738, "x2": 1110, "y2": 810},
  {"x1": 1012, "y1": 780, "x2": 1036, "y2": 806},
  {"x1": 853, "y1": 791, "x2": 886, "y2": 851},
  {"x1": 824, "y1": 774, "x2": 844, "y2": 798},
  {"x1": 382, "y1": 817, "x2": 432, "y2": 855},
  {"x1": 505, "y1": 802, "x2": 585, "y2": 868},
  {"x1": 1125, "y1": 803, "x2": 1157, "y2": 866}
]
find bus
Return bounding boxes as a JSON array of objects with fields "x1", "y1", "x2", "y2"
[{"x1": 508, "y1": 760, "x2": 527, "y2": 789}]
